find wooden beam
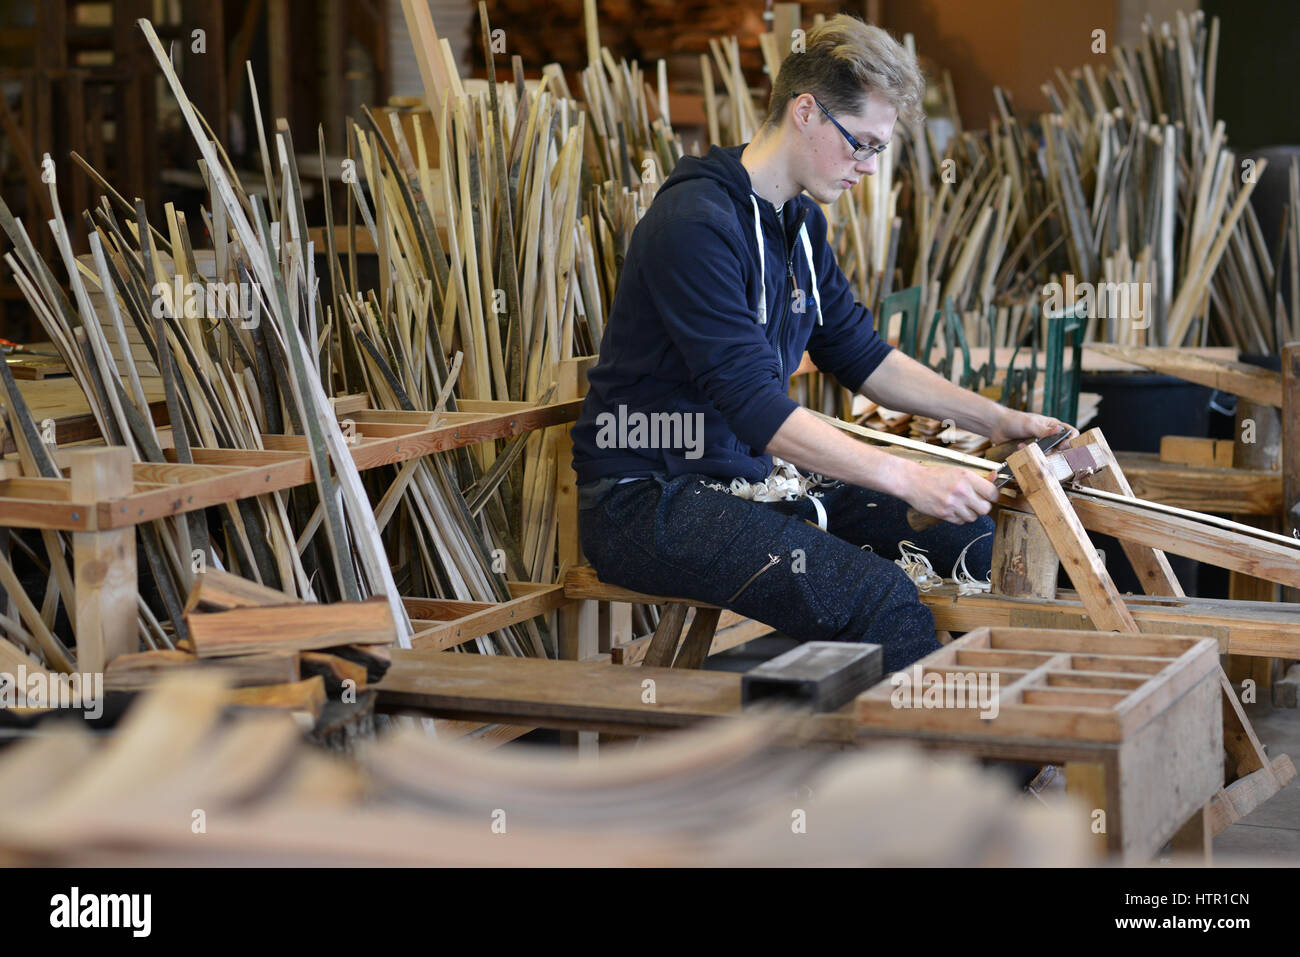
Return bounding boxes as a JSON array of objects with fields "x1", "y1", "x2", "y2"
[
  {"x1": 408, "y1": 583, "x2": 567, "y2": 651},
  {"x1": 1088, "y1": 345, "x2": 1282, "y2": 407},
  {"x1": 990, "y1": 509, "x2": 1059, "y2": 598},
  {"x1": 1063, "y1": 492, "x2": 1300, "y2": 589}
]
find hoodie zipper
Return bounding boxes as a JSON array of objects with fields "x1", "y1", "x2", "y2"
[{"x1": 770, "y1": 204, "x2": 808, "y2": 384}]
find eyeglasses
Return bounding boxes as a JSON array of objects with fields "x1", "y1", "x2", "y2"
[{"x1": 811, "y1": 97, "x2": 888, "y2": 161}]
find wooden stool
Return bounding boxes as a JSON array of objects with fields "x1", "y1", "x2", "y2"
[{"x1": 562, "y1": 566, "x2": 723, "y2": 669}]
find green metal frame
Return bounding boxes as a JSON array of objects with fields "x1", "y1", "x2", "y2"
[
  {"x1": 875, "y1": 285, "x2": 922, "y2": 359},
  {"x1": 1042, "y1": 300, "x2": 1086, "y2": 425}
]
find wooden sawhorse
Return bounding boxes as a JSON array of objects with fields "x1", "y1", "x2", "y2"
[{"x1": 995, "y1": 427, "x2": 1296, "y2": 853}]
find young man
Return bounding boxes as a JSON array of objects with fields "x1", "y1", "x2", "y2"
[{"x1": 570, "y1": 16, "x2": 1069, "y2": 672}]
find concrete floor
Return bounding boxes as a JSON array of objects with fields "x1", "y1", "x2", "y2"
[{"x1": 706, "y1": 635, "x2": 1300, "y2": 863}]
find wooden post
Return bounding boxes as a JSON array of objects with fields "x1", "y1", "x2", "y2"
[
  {"x1": 1169, "y1": 806, "x2": 1212, "y2": 864},
  {"x1": 1226, "y1": 398, "x2": 1280, "y2": 690},
  {"x1": 1283, "y1": 343, "x2": 1300, "y2": 603},
  {"x1": 990, "y1": 510, "x2": 1059, "y2": 598},
  {"x1": 71, "y1": 447, "x2": 137, "y2": 675},
  {"x1": 555, "y1": 356, "x2": 598, "y2": 754}
]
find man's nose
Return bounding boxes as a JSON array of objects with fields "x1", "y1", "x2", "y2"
[{"x1": 856, "y1": 154, "x2": 876, "y2": 176}]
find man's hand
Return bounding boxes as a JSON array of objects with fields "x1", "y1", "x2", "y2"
[
  {"x1": 903, "y1": 463, "x2": 1000, "y2": 526},
  {"x1": 989, "y1": 408, "x2": 1078, "y2": 447}
]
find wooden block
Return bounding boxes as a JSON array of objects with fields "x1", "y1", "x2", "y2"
[
  {"x1": 324, "y1": 642, "x2": 392, "y2": 684},
  {"x1": 188, "y1": 597, "x2": 396, "y2": 658},
  {"x1": 1159, "y1": 435, "x2": 1235, "y2": 469},
  {"x1": 300, "y1": 651, "x2": 369, "y2": 692},
  {"x1": 184, "y1": 567, "x2": 300, "y2": 613},
  {"x1": 742, "y1": 641, "x2": 882, "y2": 712},
  {"x1": 990, "y1": 510, "x2": 1059, "y2": 598},
  {"x1": 226, "y1": 676, "x2": 326, "y2": 718}
]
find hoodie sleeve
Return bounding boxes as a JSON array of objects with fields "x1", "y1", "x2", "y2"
[
  {"x1": 637, "y1": 217, "x2": 799, "y2": 452},
  {"x1": 803, "y1": 203, "x2": 894, "y2": 393}
]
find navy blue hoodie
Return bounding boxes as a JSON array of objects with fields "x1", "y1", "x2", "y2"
[{"x1": 570, "y1": 144, "x2": 893, "y2": 485}]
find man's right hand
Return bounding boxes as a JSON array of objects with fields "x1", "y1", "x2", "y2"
[{"x1": 902, "y1": 464, "x2": 1000, "y2": 526}]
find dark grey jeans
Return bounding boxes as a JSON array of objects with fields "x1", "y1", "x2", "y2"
[{"x1": 578, "y1": 474, "x2": 995, "y2": 673}]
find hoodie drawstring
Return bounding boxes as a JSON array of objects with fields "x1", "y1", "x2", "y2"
[
  {"x1": 750, "y1": 196, "x2": 822, "y2": 326},
  {"x1": 750, "y1": 195, "x2": 767, "y2": 324},
  {"x1": 798, "y1": 223, "x2": 823, "y2": 326}
]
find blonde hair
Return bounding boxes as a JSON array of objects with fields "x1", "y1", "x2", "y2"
[{"x1": 765, "y1": 15, "x2": 925, "y2": 129}]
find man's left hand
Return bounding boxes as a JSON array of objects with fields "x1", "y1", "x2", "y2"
[{"x1": 989, "y1": 409, "x2": 1078, "y2": 447}]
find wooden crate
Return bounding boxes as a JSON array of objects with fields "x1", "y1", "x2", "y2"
[
  {"x1": 856, "y1": 626, "x2": 1224, "y2": 863},
  {"x1": 857, "y1": 627, "x2": 1219, "y2": 742}
]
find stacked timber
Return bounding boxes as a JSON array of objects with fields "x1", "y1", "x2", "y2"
[{"x1": 0, "y1": 672, "x2": 1089, "y2": 866}]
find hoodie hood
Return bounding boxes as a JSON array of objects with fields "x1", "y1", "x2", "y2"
[
  {"x1": 660, "y1": 146, "x2": 823, "y2": 328},
  {"x1": 569, "y1": 143, "x2": 891, "y2": 486}
]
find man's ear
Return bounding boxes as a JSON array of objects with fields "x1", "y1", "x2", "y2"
[{"x1": 789, "y1": 93, "x2": 817, "y2": 132}]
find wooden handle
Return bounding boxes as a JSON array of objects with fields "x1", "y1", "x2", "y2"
[{"x1": 905, "y1": 508, "x2": 944, "y2": 532}]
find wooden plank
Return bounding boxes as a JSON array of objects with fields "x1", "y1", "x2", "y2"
[
  {"x1": 378, "y1": 649, "x2": 744, "y2": 732},
  {"x1": 188, "y1": 598, "x2": 396, "y2": 658},
  {"x1": 564, "y1": 564, "x2": 722, "y2": 607},
  {"x1": 610, "y1": 614, "x2": 772, "y2": 666},
  {"x1": 1064, "y1": 492, "x2": 1300, "y2": 589},
  {"x1": 990, "y1": 510, "x2": 1058, "y2": 598},
  {"x1": 1117, "y1": 452, "x2": 1280, "y2": 516},
  {"x1": 672, "y1": 607, "x2": 723, "y2": 669},
  {"x1": 104, "y1": 649, "x2": 300, "y2": 691},
  {"x1": 71, "y1": 447, "x2": 136, "y2": 673},
  {"x1": 1007, "y1": 442, "x2": 1138, "y2": 631},
  {"x1": 642, "y1": 602, "x2": 689, "y2": 668},
  {"x1": 1088, "y1": 345, "x2": 1282, "y2": 407}
]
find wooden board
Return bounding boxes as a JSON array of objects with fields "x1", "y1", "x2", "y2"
[
  {"x1": 184, "y1": 567, "x2": 299, "y2": 613},
  {"x1": 1116, "y1": 452, "x2": 1280, "y2": 516}
]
